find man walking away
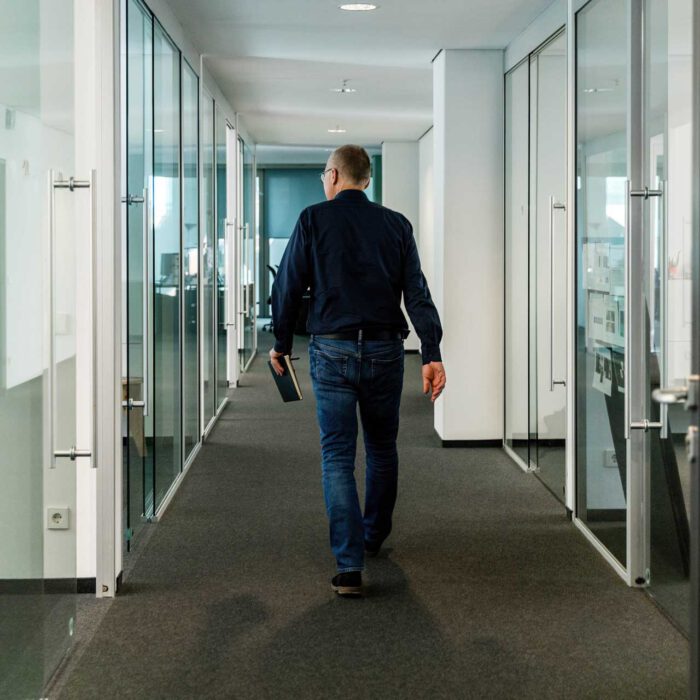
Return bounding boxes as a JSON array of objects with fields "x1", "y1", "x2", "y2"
[{"x1": 270, "y1": 144, "x2": 445, "y2": 597}]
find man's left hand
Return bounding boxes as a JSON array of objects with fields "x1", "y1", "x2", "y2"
[{"x1": 269, "y1": 348, "x2": 285, "y2": 376}]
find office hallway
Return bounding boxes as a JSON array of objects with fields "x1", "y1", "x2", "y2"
[{"x1": 59, "y1": 338, "x2": 688, "y2": 699}]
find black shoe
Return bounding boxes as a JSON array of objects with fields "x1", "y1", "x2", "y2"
[
  {"x1": 364, "y1": 541, "x2": 381, "y2": 557},
  {"x1": 331, "y1": 572, "x2": 363, "y2": 597}
]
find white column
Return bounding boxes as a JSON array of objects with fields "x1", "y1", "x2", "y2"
[
  {"x1": 433, "y1": 50, "x2": 504, "y2": 442},
  {"x1": 382, "y1": 141, "x2": 421, "y2": 352}
]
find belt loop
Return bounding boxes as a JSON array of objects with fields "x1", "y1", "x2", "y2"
[{"x1": 358, "y1": 328, "x2": 363, "y2": 359}]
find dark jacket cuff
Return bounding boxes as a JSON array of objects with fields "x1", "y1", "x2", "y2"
[
  {"x1": 421, "y1": 345, "x2": 442, "y2": 365},
  {"x1": 274, "y1": 339, "x2": 292, "y2": 355}
]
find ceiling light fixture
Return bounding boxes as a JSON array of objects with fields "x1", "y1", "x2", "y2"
[
  {"x1": 583, "y1": 87, "x2": 615, "y2": 94},
  {"x1": 339, "y1": 3, "x2": 378, "y2": 11},
  {"x1": 328, "y1": 125, "x2": 347, "y2": 133},
  {"x1": 331, "y1": 79, "x2": 357, "y2": 94}
]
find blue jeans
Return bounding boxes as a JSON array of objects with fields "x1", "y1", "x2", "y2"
[{"x1": 309, "y1": 336, "x2": 404, "y2": 573}]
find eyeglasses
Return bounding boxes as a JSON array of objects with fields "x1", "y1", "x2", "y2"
[{"x1": 320, "y1": 168, "x2": 335, "y2": 183}]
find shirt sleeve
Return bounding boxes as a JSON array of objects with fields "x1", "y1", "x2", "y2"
[
  {"x1": 271, "y1": 211, "x2": 311, "y2": 354},
  {"x1": 401, "y1": 221, "x2": 443, "y2": 364}
]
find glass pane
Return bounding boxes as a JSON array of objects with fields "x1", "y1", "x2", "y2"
[
  {"x1": 532, "y1": 31, "x2": 568, "y2": 501},
  {"x1": 0, "y1": 0, "x2": 77, "y2": 695},
  {"x1": 201, "y1": 93, "x2": 216, "y2": 425},
  {"x1": 645, "y1": 0, "x2": 693, "y2": 632},
  {"x1": 153, "y1": 22, "x2": 181, "y2": 507},
  {"x1": 576, "y1": 0, "x2": 629, "y2": 566},
  {"x1": 124, "y1": 0, "x2": 153, "y2": 545},
  {"x1": 243, "y1": 140, "x2": 255, "y2": 365},
  {"x1": 183, "y1": 61, "x2": 199, "y2": 460},
  {"x1": 504, "y1": 60, "x2": 530, "y2": 468},
  {"x1": 215, "y1": 109, "x2": 228, "y2": 408}
]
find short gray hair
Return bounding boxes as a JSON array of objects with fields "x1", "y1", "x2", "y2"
[{"x1": 331, "y1": 144, "x2": 371, "y2": 185}]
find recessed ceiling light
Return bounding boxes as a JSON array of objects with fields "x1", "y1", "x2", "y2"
[
  {"x1": 331, "y1": 79, "x2": 357, "y2": 94},
  {"x1": 339, "y1": 3, "x2": 378, "y2": 11},
  {"x1": 328, "y1": 126, "x2": 347, "y2": 134},
  {"x1": 583, "y1": 87, "x2": 615, "y2": 94}
]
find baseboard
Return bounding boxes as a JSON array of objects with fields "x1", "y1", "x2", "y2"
[
  {"x1": 440, "y1": 438, "x2": 502, "y2": 448},
  {"x1": 0, "y1": 578, "x2": 96, "y2": 594},
  {"x1": 585, "y1": 508, "x2": 627, "y2": 522},
  {"x1": 405, "y1": 349, "x2": 419, "y2": 354},
  {"x1": 116, "y1": 570, "x2": 123, "y2": 594},
  {"x1": 77, "y1": 577, "x2": 96, "y2": 594}
]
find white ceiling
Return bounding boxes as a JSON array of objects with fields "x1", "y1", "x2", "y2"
[{"x1": 164, "y1": 0, "x2": 558, "y2": 147}]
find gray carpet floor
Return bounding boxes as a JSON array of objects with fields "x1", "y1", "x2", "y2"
[{"x1": 59, "y1": 336, "x2": 689, "y2": 699}]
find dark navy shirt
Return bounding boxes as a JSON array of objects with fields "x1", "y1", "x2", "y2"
[{"x1": 271, "y1": 189, "x2": 443, "y2": 364}]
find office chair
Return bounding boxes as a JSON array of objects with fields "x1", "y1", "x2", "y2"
[{"x1": 262, "y1": 264, "x2": 277, "y2": 332}]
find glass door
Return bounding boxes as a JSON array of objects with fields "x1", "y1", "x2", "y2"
[
  {"x1": 504, "y1": 59, "x2": 530, "y2": 469},
  {"x1": 152, "y1": 20, "x2": 182, "y2": 508},
  {"x1": 239, "y1": 138, "x2": 256, "y2": 370},
  {"x1": 201, "y1": 91, "x2": 216, "y2": 429},
  {"x1": 530, "y1": 30, "x2": 568, "y2": 501},
  {"x1": 504, "y1": 29, "x2": 568, "y2": 504},
  {"x1": 215, "y1": 108, "x2": 228, "y2": 410},
  {"x1": 575, "y1": 0, "x2": 629, "y2": 569},
  {"x1": 642, "y1": 0, "x2": 694, "y2": 632},
  {"x1": 122, "y1": 0, "x2": 154, "y2": 549},
  {"x1": 182, "y1": 59, "x2": 199, "y2": 462},
  {"x1": 0, "y1": 0, "x2": 81, "y2": 694}
]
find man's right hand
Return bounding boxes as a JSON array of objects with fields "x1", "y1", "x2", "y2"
[{"x1": 422, "y1": 362, "x2": 446, "y2": 402}]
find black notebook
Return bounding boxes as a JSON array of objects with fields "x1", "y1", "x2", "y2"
[{"x1": 268, "y1": 355, "x2": 303, "y2": 402}]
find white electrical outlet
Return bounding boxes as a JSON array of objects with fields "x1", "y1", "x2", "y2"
[
  {"x1": 603, "y1": 449, "x2": 618, "y2": 468},
  {"x1": 47, "y1": 507, "x2": 69, "y2": 530}
]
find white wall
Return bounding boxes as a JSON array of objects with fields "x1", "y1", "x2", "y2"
[
  {"x1": 381, "y1": 141, "x2": 420, "y2": 352},
  {"x1": 433, "y1": 50, "x2": 504, "y2": 442},
  {"x1": 418, "y1": 129, "x2": 435, "y2": 292}
]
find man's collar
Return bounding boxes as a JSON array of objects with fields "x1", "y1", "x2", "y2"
[{"x1": 334, "y1": 189, "x2": 369, "y2": 201}]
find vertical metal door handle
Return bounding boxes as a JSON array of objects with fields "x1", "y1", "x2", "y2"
[
  {"x1": 624, "y1": 180, "x2": 631, "y2": 440},
  {"x1": 49, "y1": 170, "x2": 97, "y2": 466},
  {"x1": 549, "y1": 197, "x2": 567, "y2": 391},
  {"x1": 659, "y1": 181, "x2": 669, "y2": 437},
  {"x1": 142, "y1": 186, "x2": 150, "y2": 417}
]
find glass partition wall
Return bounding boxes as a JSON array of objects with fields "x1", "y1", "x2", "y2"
[
  {"x1": 0, "y1": 0, "x2": 90, "y2": 694},
  {"x1": 239, "y1": 138, "x2": 256, "y2": 370},
  {"x1": 122, "y1": 1, "x2": 235, "y2": 557},
  {"x1": 575, "y1": 0, "x2": 694, "y2": 631},
  {"x1": 504, "y1": 29, "x2": 568, "y2": 505},
  {"x1": 201, "y1": 91, "x2": 216, "y2": 429}
]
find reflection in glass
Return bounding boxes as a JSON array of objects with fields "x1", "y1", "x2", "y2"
[
  {"x1": 125, "y1": 0, "x2": 154, "y2": 537},
  {"x1": 183, "y1": 61, "x2": 199, "y2": 460},
  {"x1": 531, "y1": 31, "x2": 567, "y2": 500},
  {"x1": 576, "y1": 0, "x2": 628, "y2": 566},
  {"x1": 240, "y1": 139, "x2": 256, "y2": 369},
  {"x1": 202, "y1": 93, "x2": 216, "y2": 426},
  {"x1": 504, "y1": 60, "x2": 530, "y2": 467},
  {"x1": 153, "y1": 21, "x2": 182, "y2": 507},
  {"x1": 645, "y1": 0, "x2": 693, "y2": 632},
  {"x1": 215, "y1": 109, "x2": 228, "y2": 408},
  {"x1": 0, "y1": 1, "x2": 77, "y2": 695}
]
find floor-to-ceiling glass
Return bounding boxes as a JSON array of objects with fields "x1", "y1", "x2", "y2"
[
  {"x1": 504, "y1": 59, "x2": 530, "y2": 468},
  {"x1": 215, "y1": 109, "x2": 228, "y2": 409},
  {"x1": 531, "y1": 31, "x2": 568, "y2": 500},
  {"x1": 0, "y1": 1, "x2": 78, "y2": 694},
  {"x1": 576, "y1": 0, "x2": 629, "y2": 567},
  {"x1": 504, "y1": 30, "x2": 568, "y2": 503},
  {"x1": 201, "y1": 92, "x2": 216, "y2": 427},
  {"x1": 644, "y1": 0, "x2": 693, "y2": 632},
  {"x1": 240, "y1": 138, "x2": 256, "y2": 369},
  {"x1": 182, "y1": 59, "x2": 199, "y2": 461},
  {"x1": 123, "y1": 0, "x2": 154, "y2": 547},
  {"x1": 152, "y1": 21, "x2": 182, "y2": 507}
]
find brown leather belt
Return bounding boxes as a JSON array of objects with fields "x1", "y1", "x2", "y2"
[{"x1": 313, "y1": 330, "x2": 403, "y2": 341}]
